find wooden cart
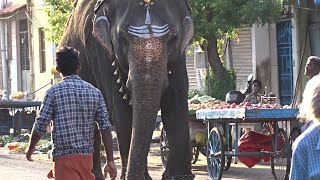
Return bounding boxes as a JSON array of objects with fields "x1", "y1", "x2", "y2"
[{"x1": 196, "y1": 108, "x2": 298, "y2": 180}]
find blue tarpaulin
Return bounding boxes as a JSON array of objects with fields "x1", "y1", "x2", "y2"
[
  {"x1": 297, "y1": 0, "x2": 320, "y2": 6},
  {"x1": 297, "y1": 0, "x2": 301, "y2": 6}
]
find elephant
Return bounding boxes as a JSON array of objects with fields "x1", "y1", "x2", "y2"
[{"x1": 59, "y1": 0, "x2": 194, "y2": 179}]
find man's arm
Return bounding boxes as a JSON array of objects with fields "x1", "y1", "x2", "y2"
[
  {"x1": 26, "y1": 91, "x2": 54, "y2": 161},
  {"x1": 101, "y1": 129, "x2": 114, "y2": 162},
  {"x1": 95, "y1": 93, "x2": 116, "y2": 179},
  {"x1": 95, "y1": 92, "x2": 114, "y2": 160},
  {"x1": 100, "y1": 129, "x2": 117, "y2": 180},
  {"x1": 26, "y1": 125, "x2": 43, "y2": 161}
]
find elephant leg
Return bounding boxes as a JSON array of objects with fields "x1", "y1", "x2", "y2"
[
  {"x1": 92, "y1": 122, "x2": 104, "y2": 180},
  {"x1": 112, "y1": 95, "x2": 133, "y2": 179},
  {"x1": 160, "y1": 67, "x2": 194, "y2": 179}
]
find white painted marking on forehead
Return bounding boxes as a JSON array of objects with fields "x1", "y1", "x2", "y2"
[{"x1": 145, "y1": 7, "x2": 151, "y2": 25}]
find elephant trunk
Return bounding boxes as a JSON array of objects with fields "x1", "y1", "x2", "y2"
[
  {"x1": 126, "y1": 87, "x2": 161, "y2": 179},
  {"x1": 125, "y1": 40, "x2": 168, "y2": 179}
]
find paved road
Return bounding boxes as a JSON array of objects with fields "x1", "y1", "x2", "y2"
[{"x1": 0, "y1": 145, "x2": 278, "y2": 180}]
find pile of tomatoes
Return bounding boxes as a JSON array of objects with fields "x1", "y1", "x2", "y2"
[{"x1": 209, "y1": 102, "x2": 283, "y2": 110}]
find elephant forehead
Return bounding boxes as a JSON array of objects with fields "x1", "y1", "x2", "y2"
[{"x1": 130, "y1": 38, "x2": 167, "y2": 59}]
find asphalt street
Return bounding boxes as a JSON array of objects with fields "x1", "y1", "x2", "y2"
[{"x1": 0, "y1": 145, "x2": 277, "y2": 180}]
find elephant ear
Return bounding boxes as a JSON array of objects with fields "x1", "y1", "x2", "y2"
[
  {"x1": 92, "y1": 0, "x2": 113, "y2": 57},
  {"x1": 180, "y1": 16, "x2": 194, "y2": 55}
]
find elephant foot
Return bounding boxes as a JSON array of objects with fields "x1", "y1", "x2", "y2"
[
  {"x1": 120, "y1": 170, "x2": 152, "y2": 180},
  {"x1": 162, "y1": 172, "x2": 195, "y2": 180}
]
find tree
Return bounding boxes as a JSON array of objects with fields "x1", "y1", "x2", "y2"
[
  {"x1": 44, "y1": 0, "x2": 73, "y2": 44},
  {"x1": 190, "y1": 0, "x2": 283, "y2": 79}
]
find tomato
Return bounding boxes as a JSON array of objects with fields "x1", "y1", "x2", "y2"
[{"x1": 264, "y1": 104, "x2": 271, "y2": 109}]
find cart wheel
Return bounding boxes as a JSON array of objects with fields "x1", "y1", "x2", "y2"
[
  {"x1": 271, "y1": 128, "x2": 290, "y2": 180},
  {"x1": 207, "y1": 127, "x2": 225, "y2": 180},
  {"x1": 191, "y1": 147, "x2": 200, "y2": 164},
  {"x1": 289, "y1": 127, "x2": 301, "y2": 149},
  {"x1": 160, "y1": 128, "x2": 169, "y2": 168}
]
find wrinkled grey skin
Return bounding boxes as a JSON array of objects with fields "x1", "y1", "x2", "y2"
[{"x1": 59, "y1": 0, "x2": 194, "y2": 179}]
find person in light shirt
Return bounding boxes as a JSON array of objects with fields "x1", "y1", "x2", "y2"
[
  {"x1": 243, "y1": 80, "x2": 263, "y2": 104},
  {"x1": 290, "y1": 74, "x2": 320, "y2": 180},
  {"x1": 300, "y1": 56, "x2": 320, "y2": 132}
]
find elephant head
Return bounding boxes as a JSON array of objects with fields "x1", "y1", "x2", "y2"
[{"x1": 92, "y1": 0, "x2": 193, "y2": 179}]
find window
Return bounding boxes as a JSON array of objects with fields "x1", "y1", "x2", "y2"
[
  {"x1": 19, "y1": 19, "x2": 29, "y2": 70},
  {"x1": 39, "y1": 28, "x2": 46, "y2": 73}
]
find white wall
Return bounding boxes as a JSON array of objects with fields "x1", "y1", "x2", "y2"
[
  {"x1": 6, "y1": 0, "x2": 26, "y2": 5},
  {"x1": 251, "y1": 23, "x2": 280, "y2": 102},
  {"x1": 269, "y1": 24, "x2": 279, "y2": 100},
  {"x1": 9, "y1": 20, "x2": 18, "y2": 92},
  {"x1": 31, "y1": 0, "x2": 54, "y2": 100},
  {"x1": 252, "y1": 24, "x2": 272, "y2": 93}
]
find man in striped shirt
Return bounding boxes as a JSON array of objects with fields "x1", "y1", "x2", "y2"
[
  {"x1": 290, "y1": 74, "x2": 320, "y2": 180},
  {"x1": 26, "y1": 46, "x2": 117, "y2": 180}
]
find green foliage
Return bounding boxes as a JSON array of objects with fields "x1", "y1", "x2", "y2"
[
  {"x1": 204, "y1": 69, "x2": 236, "y2": 101},
  {"x1": 44, "y1": 0, "x2": 73, "y2": 44},
  {"x1": 217, "y1": 38, "x2": 226, "y2": 63},
  {"x1": 0, "y1": 135, "x2": 14, "y2": 145},
  {"x1": 190, "y1": 0, "x2": 282, "y2": 41},
  {"x1": 188, "y1": 89, "x2": 205, "y2": 99}
]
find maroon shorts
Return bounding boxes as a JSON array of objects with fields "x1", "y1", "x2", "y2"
[{"x1": 51, "y1": 154, "x2": 94, "y2": 180}]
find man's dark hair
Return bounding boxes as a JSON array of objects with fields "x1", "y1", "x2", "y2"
[
  {"x1": 55, "y1": 46, "x2": 80, "y2": 75},
  {"x1": 252, "y1": 79, "x2": 262, "y2": 88}
]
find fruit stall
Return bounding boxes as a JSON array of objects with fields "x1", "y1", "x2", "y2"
[{"x1": 196, "y1": 103, "x2": 298, "y2": 180}]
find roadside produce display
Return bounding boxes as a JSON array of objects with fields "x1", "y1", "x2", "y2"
[
  {"x1": 0, "y1": 134, "x2": 51, "y2": 154},
  {"x1": 195, "y1": 103, "x2": 297, "y2": 180},
  {"x1": 189, "y1": 95, "x2": 290, "y2": 110},
  {"x1": 209, "y1": 102, "x2": 283, "y2": 109},
  {"x1": 188, "y1": 95, "x2": 227, "y2": 111}
]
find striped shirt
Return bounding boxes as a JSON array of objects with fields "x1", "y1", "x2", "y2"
[
  {"x1": 290, "y1": 123, "x2": 320, "y2": 180},
  {"x1": 34, "y1": 75, "x2": 111, "y2": 159}
]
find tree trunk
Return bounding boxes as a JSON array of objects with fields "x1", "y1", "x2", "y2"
[{"x1": 202, "y1": 35, "x2": 227, "y2": 80}]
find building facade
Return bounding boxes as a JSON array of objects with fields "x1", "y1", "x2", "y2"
[
  {"x1": 0, "y1": 0, "x2": 55, "y2": 100},
  {"x1": 224, "y1": 1, "x2": 320, "y2": 106}
]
